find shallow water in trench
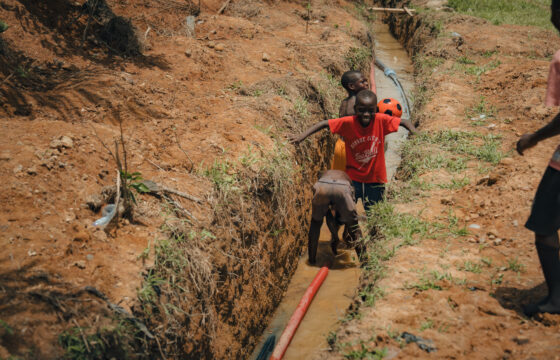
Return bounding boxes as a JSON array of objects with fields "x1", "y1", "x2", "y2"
[
  {"x1": 372, "y1": 21, "x2": 414, "y2": 106},
  {"x1": 249, "y1": 224, "x2": 361, "y2": 360},
  {"x1": 250, "y1": 21, "x2": 414, "y2": 360}
]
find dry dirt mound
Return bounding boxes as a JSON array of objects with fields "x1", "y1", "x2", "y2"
[
  {"x1": 321, "y1": 1, "x2": 560, "y2": 359},
  {"x1": 0, "y1": 0, "x2": 378, "y2": 358}
]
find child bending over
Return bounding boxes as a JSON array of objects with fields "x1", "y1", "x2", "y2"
[{"x1": 308, "y1": 170, "x2": 364, "y2": 265}]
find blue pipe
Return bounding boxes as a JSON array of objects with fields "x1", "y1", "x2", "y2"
[{"x1": 375, "y1": 59, "x2": 411, "y2": 118}]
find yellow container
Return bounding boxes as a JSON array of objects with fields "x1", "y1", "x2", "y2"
[{"x1": 331, "y1": 139, "x2": 346, "y2": 171}]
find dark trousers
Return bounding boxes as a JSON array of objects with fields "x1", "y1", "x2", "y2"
[{"x1": 352, "y1": 181, "x2": 385, "y2": 213}]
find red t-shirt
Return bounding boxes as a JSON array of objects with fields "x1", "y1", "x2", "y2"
[{"x1": 328, "y1": 114, "x2": 401, "y2": 183}]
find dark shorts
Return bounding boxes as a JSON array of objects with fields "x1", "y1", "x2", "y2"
[
  {"x1": 312, "y1": 180, "x2": 358, "y2": 224},
  {"x1": 525, "y1": 166, "x2": 560, "y2": 236},
  {"x1": 352, "y1": 181, "x2": 385, "y2": 213}
]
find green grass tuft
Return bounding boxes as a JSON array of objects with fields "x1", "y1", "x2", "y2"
[
  {"x1": 343, "y1": 340, "x2": 388, "y2": 360},
  {"x1": 507, "y1": 257, "x2": 526, "y2": 273},
  {"x1": 0, "y1": 20, "x2": 8, "y2": 33},
  {"x1": 59, "y1": 322, "x2": 134, "y2": 360},
  {"x1": 448, "y1": 0, "x2": 553, "y2": 30},
  {"x1": 420, "y1": 318, "x2": 434, "y2": 331},
  {"x1": 460, "y1": 260, "x2": 483, "y2": 274},
  {"x1": 364, "y1": 202, "x2": 434, "y2": 246}
]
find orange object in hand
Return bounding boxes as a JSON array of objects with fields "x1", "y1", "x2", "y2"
[{"x1": 331, "y1": 138, "x2": 346, "y2": 171}]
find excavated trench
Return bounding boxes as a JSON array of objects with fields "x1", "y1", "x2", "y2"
[
  {"x1": 250, "y1": 19, "x2": 415, "y2": 360},
  {"x1": 0, "y1": 2, "x2": 425, "y2": 359}
]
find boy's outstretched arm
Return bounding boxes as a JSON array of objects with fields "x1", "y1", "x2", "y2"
[
  {"x1": 289, "y1": 120, "x2": 330, "y2": 145},
  {"x1": 517, "y1": 111, "x2": 560, "y2": 155},
  {"x1": 399, "y1": 118, "x2": 418, "y2": 135}
]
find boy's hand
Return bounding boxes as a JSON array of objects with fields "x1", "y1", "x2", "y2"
[
  {"x1": 516, "y1": 133, "x2": 538, "y2": 155},
  {"x1": 287, "y1": 134, "x2": 303, "y2": 145},
  {"x1": 399, "y1": 118, "x2": 418, "y2": 135},
  {"x1": 402, "y1": 120, "x2": 418, "y2": 136}
]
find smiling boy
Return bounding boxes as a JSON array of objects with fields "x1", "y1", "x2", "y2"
[{"x1": 291, "y1": 90, "x2": 417, "y2": 211}]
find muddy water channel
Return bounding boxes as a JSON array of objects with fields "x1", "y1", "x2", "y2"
[{"x1": 250, "y1": 21, "x2": 414, "y2": 360}]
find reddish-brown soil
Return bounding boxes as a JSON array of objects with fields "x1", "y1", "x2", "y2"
[
  {"x1": 3, "y1": 0, "x2": 560, "y2": 359},
  {"x1": 320, "y1": 1, "x2": 560, "y2": 359},
  {"x1": 0, "y1": 0, "x2": 377, "y2": 359}
]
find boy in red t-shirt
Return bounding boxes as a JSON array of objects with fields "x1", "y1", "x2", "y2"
[{"x1": 291, "y1": 90, "x2": 417, "y2": 211}]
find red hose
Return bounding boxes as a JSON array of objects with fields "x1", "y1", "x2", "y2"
[{"x1": 269, "y1": 266, "x2": 329, "y2": 360}]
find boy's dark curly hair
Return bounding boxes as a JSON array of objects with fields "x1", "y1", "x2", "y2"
[{"x1": 341, "y1": 70, "x2": 363, "y2": 91}]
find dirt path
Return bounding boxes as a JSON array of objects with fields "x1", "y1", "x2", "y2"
[{"x1": 321, "y1": 1, "x2": 560, "y2": 359}]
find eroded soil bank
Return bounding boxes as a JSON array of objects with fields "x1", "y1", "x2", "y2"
[
  {"x1": 320, "y1": 0, "x2": 560, "y2": 359},
  {"x1": 0, "y1": 1, "x2": 377, "y2": 359}
]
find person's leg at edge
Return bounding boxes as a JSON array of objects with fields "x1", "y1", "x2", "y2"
[
  {"x1": 308, "y1": 219, "x2": 323, "y2": 265},
  {"x1": 524, "y1": 232, "x2": 560, "y2": 316},
  {"x1": 325, "y1": 210, "x2": 340, "y2": 255},
  {"x1": 362, "y1": 183, "x2": 385, "y2": 214},
  {"x1": 362, "y1": 183, "x2": 385, "y2": 241},
  {"x1": 352, "y1": 181, "x2": 364, "y2": 209}
]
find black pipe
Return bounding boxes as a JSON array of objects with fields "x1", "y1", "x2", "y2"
[{"x1": 255, "y1": 334, "x2": 275, "y2": 360}]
